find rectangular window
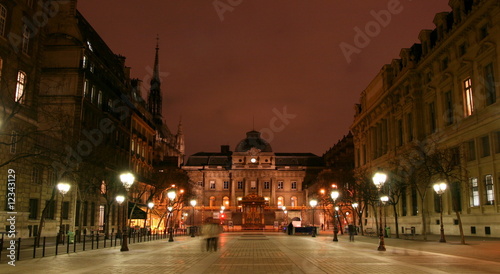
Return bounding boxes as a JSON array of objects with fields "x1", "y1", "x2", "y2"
[
  {"x1": 434, "y1": 192, "x2": 441, "y2": 213},
  {"x1": 10, "y1": 131, "x2": 17, "y2": 154},
  {"x1": 484, "y1": 63, "x2": 496, "y2": 105},
  {"x1": 397, "y1": 120, "x2": 403, "y2": 146},
  {"x1": 31, "y1": 167, "x2": 40, "y2": 184},
  {"x1": 463, "y1": 78, "x2": 474, "y2": 117},
  {"x1": 62, "y1": 201, "x2": 70, "y2": 219},
  {"x1": 0, "y1": 5, "x2": 6, "y2": 37},
  {"x1": 470, "y1": 178, "x2": 479, "y2": 207},
  {"x1": 429, "y1": 102, "x2": 437, "y2": 133},
  {"x1": 250, "y1": 181, "x2": 256, "y2": 189},
  {"x1": 197, "y1": 181, "x2": 204, "y2": 187},
  {"x1": 237, "y1": 181, "x2": 243, "y2": 190},
  {"x1": 411, "y1": 187, "x2": 418, "y2": 216},
  {"x1": 223, "y1": 181, "x2": 229, "y2": 190},
  {"x1": 407, "y1": 113, "x2": 413, "y2": 142},
  {"x1": 99, "y1": 205, "x2": 105, "y2": 231},
  {"x1": 45, "y1": 200, "x2": 55, "y2": 220},
  {"x1": 209, "y1": 180, "x2": 216, "y2": 190},
  {"x1": 402, "y1": 187, "x2": 407, "y2": 216},
  {"x1": 495, "y1": 131, "x2": 500, "y2": 154},
  {"x1": 264, "y1": 181, "x2": 270, "y2": 189},
  {"x1": 467, "y1": 140, "x2": 476, "y2": 161},
  {"x1": 277, "y1": 181, "x2": 284, "y2": 190},
  {"x1": 82, "y1": 55, "x2": 87, "y2": 68},
  {"x1": 481, "y1": 136, "x2": 491, "y2": 157},
  {"x1": 291, "y1": 181, "x2": 297, "y2": 190},
  {"x1": 445, "y1": 91, "x2": 454, "y2": 125},
  {"x1": 485, "y1": 175, "x2": 494, "y2": 205},
  {"x1": 15, "y1": 71, "x2": 27, "y2": 103},
  {"x1": 451, "y1": 182, "x2": 462, "y2": 212},
  {"x1": 22, "y1": 24, "x2": 30, "y2": 54},
  {"x1": 29, "y1": 199, "x2": 38, "y2": 219},
  {"x1": 97, "y1": 90, "x2": 102, "y2": 108}
]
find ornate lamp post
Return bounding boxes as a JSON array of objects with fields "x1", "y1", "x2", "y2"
[
  {"x1": 433, "y1": 182, "x2": 447, "y2": 243},
  {"x1": 148, "y1": 202, "x2": 154, "y2": 231},
  {"x1": 57, "y1": 182, "x2": 70, "y2": 244},
  {"x1": 119, "y1": 172, "x2": 135, "y2": 252},
  {"x1": 380, "y1": 196, "x2": 389, "y2": 238},
  {"x1": 190, "y1": 199, "x2": 197, "y2": 237},
  {"x1": 372, "y1": 172, "x2": 387, "y2": 251},
  {"x1": 167, "y1": 188, "x2": 176, "y2": 242},
  {"x1": 115, "y1": 195, "x2": 125, "y2": 238},
  {"x1": 330, "y1": 190, "x2": 339, "y2": 242},
  {"x1": 352, "y1": 202, "x2": 358, "y2": 234},
  {"x1": 309, "y1": 200, "x2": 318, "y2": 237}
]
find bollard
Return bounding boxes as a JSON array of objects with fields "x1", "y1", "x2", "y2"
[
  {"x1": 67, "y1": 235, "x2": 70, "y2": 253},
  {"x1": 42, "y1": 237, "x2": 46, "y2": 257},
  {"x1": 91, "y1": 234, "x2": 94, "y2": 250},
  {"x1": 73, "y1": 236, "x2": 76, "y2": 253},
  {"x1": 114, "y1": 234, "x2": 117, "y2": 247},
  {"x1": 33, "y1": 237, "x2": 37, "y2": 258},
  {"x1": 83, "y1": 234, "x2": 86, "y2": 251},
  {"x1": 55, "y1": 234, "x2": 59, "y2": 255},
  {"x1": 16, "y1": 238, "x2": 21, "y2": 261},
  {"x1": 96, "y1": 234, "x2": 99, "y2": 249}
]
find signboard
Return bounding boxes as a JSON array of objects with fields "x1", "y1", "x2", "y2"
[
  {"x1": 273, "y1": 221, "x2": 279, "y2": 228},
  {"x1": 213, "y1": 212, "x2": 220, "y2": 219},
  {"x1": 228, "y1": 221, "x2": 233, "y2": 227}
]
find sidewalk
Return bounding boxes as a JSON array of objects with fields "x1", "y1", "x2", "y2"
[{"x1": 1, "y1": 232, "x2": 499, "y2": 273}]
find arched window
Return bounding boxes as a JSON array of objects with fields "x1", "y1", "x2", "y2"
[
  {"x1": 0, "y1": 5, "x2": 7, "y2": 37},
  {"x1": 209, "y1": 196, "x2": 216, "y2": 207},
  {"x1": 15, "y1": 71, "x2": 27, "y2": 103},
  {"x1": 223, "y1": 196, "x2": 229, "y2": 207},
  {"x1": 277, "y1": 196, "x2": 284, "y2": 207},
  {"x1": 290, "y1": 196, "x2": 297, "y2": 207}
]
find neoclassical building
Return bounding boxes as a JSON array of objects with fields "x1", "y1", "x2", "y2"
[
  {"x1": 183, "y1": 130, "x2": 324, "y2": 229},
  {"x1": 351, "y1": 0, "x2": 499, "y2": 237}
]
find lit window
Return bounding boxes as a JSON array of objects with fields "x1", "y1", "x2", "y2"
[
  {"x1": 22, "y1": 24, "x2": 30, "y2": 54},
  {"x1": 91, "y1": 86, "x2": 95, "y2": 102},
  {"x1": 82, "y1": 55, "x2": 87, "y2": 68},
  {"x1": 97, "y1": 90, "x2": 102, "y2": 107},
  {"x1": 15, "y1": 71, "x2": 27, "y2": 103},
  {"x1": 469, "y1": 178, "x2": 479, "y2": 206},
  {"x1": 209, "y1": 196, "x2": 215, "y2": 207},
  {"x1": 277, "y1": 196, "x2": 284, "y2": 207},
  {"x1": 277, "y1": 181, "x2": 284, "y2": 190},
  {"x1": 250, "y1": 181, "x2": 256, "y2": 189},
  {"x1": 0, "y1": 5, "x2": 6, "y2": 37},
  {"x1": 210, "y1": 180, "x2": 216, "y2": 190},
  {"x1": 484, "y1": 63, "x2": 496, "y2": 106},
  {"x1": 485, "y1": 175, "x2": 494, "y2": 205},
  {"x1": 463, "y1": 78, "x2": 474, "y2": 117},
  {"x1": 290, "y1": 196, "x2": 297, "y2": 207},
  {"x1": 87, "y1": 41, "x2": 93, "y2": 52}
]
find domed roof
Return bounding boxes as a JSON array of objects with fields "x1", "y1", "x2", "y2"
[{"x1": 235, "y1": 131, "x2": 273, "y2": 152}]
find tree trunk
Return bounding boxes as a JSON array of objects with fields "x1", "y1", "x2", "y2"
[
  {"x1": 36, "y1": 187, "x2": 57, "y2": 247},
  {"x1": 420, "y1": 209, "x2": 427, "y2": 240},
  {"x1": 392, "y1": 203, "x2": 400, "y2": 238},
  {"x1": 104, "y1": 203, "x2": 112, "y2": 239},
  {"x1": 455, "y1": 210, "x2": 466, "y2": 244}
]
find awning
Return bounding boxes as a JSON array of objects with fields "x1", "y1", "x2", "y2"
[{"x1": 128, "y1": 202, "x2": 147, "y2": 219}]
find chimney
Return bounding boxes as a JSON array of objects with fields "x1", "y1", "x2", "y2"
[{"x1": 221, "y1": 145, "x2": 230, "y2": 154}]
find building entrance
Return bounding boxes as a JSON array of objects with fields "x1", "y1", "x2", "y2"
[{"x1": 240, "y1": 193, "x2": 267, "y2": 230}]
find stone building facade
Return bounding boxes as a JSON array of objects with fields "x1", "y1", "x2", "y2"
[
  {"x1": 0, "y1": 0, "x2": 184, "y2": 238},
  {"x1": 351, "y1": 0, "x2": 500, "y2": 237},
  {"x1": 183, "y1": 130, "x2": 324, "y2": 229}
]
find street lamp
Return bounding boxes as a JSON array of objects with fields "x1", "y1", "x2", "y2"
[
  {"x1": 190, "y1": 199, "x2": 197, "y2": 237},
  {"x1": 433, "y1": 182, "x2": 447, "y2": 243},
  {"x1": 352, "y1": 202, "x2": 358, "y2": 231},
  {"x1": 380, "y1": 196, "x2": 389, "y2": 238},
  {"x1": 119, "y1": 172, "x2": 135, "y2": 252},
  {"x1": 309, "y1": 199, "x2": 318, "y2": 237},
  {"x1": 331, "y1": 190, "x2": 339, "y2": 242},
  {"x1": 167, "y1": 189, "x2": 176, "y2": 242},
  {"x1": 116, "y1": 195, "x2": 125, "y2": 238},
  {"x1": 148, "y1": 202, "x2": 154, "y2": 231},
  {"x1": 372, "y1": 172, "x2": 387, "y2": 251},
  {"x1": 57, "y1": 182, "x2": 70, "y2": 244}
]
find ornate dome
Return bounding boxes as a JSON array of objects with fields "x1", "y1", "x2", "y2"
[{"x1": 235, "y1": 131, "x2": 273, "y2": 152}]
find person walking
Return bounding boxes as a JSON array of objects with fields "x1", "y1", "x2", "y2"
[{"x1": 348, "y1": 224, "x2": 355, "y2": 242}]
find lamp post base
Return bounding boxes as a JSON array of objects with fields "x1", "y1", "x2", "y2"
[
  {"x1": 168, "y1": 228, "x2": 174, "y2": 242},
  {"x1": 120, "y1": 234, "x2": 129, "y2": 252},
  {"x1": 333, "y1": 228, "x2": 338, "y2": 242},
  {"x1": 377, "y1": 233, "x2": 386, "y2": 251}
]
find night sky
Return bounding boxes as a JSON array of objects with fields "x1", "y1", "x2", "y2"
[{"x1": 77, "y1": 1, "x2": 451, "y2": 157}]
